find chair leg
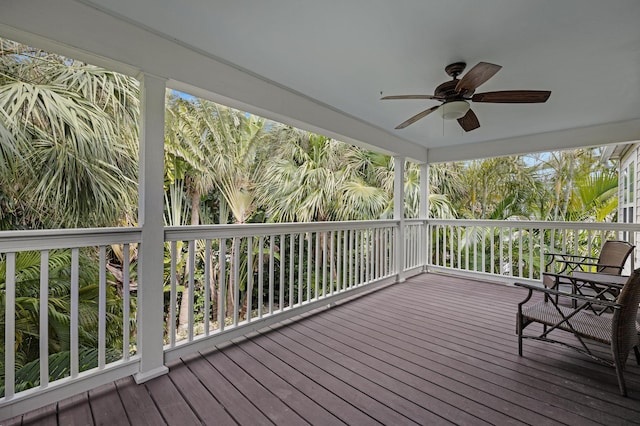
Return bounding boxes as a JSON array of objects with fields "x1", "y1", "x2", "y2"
[
  {"x1": 516, "y1": 318, "x2": 522, "y2": 356},
  {"x1": 518, "y1": 330, "x2": 523, "y2": 356},
  {"x1": 614, "y1": 361, "x2": 628, "y2": 397},
  {"x1": 611, "y1": 341, "x2": 630, "y2": 397},
  {"x1": 516, "y1": 310, "x2": 524, "y2": 356}
]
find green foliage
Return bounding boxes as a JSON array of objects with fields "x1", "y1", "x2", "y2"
[
  {"x1": 0, "y1": 250, "x2": 130, "y2": 396},
  {"x1": 0, "y1": 39, "x2": 139, "y2": 229},
  {"x1": 256, "y1": 129, "x2": 391, "y2": 222},
  {"x1": 0, "y1": 347, "x2": 123, "y2": 396},
  {"x1": 431, "y1": 149, "x2": 617, "y2": 222}
]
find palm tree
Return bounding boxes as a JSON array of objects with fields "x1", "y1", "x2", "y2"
[
  {"x1": 165, "y1": 95, "x2": 271, "y2": 328},
  {"x1": 0, "y1": 39, "x2": 139, "y2": 229},
  {"x1": 535, "y1": 148, "x2": 617, "y2": 222},
  {"x1": 200, "y1": 102, "x2": 270, "y2": 319},
  {"x1": 574, "y1": 169, "x2": 618, "y2": 222},
  {"x1": 165, "y1": 96, "x2": 269, "y2": 225},
  {"x1": 340, "y1": 149, "x2": 456, "y2": 219},
  {"x1": 257, "y1": 128, "x2": 388, "y2": 222},
  {"x1": 449, "y1": 156, "x2": 539, "y2": 219}
]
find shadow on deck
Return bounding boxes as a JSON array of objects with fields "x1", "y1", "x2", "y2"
[{"x1": 5, "y1": 273, "x2": 640, "y2": 425}]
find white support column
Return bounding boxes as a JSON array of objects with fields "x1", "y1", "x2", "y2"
[
  {"x1": 135, "y1": 74, "x2": 169, "y2": 383},
  {"x1": 394, "y1": 156, "x2": 406, "y2": 282},
  {"x1": 419, "y1": 162, "x2": 430, "y2": 272}
]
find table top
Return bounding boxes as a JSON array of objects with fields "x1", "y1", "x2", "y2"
[{"x1": 570, "y1": 271, "x2": 629, "y2": 285}]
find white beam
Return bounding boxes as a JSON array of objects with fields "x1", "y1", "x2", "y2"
[
  {"x1": 419, "y1": 162, "x2": 429, "y2": 220},
  {"x1": 429, "y1": 119, "x2": 640, "y2": 163},
  {"x1": 393, "y1": 156, "x2": 405, "y2": 282},
  {"x1": 419, "y1": 162, "x2": 429, "y2": 272},
  {"x1": 135, "y1": 74, "x2": 169, "y2": 383}
]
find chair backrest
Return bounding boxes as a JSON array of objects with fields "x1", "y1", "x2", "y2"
[
  {"x1": 612, "y1": 267, "x2": 640, "y2": 357},
  {"x1": 598, "y1": 240, "x2": 634, "y2": 274}
]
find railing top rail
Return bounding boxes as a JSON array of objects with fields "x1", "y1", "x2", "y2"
[
  {"x1": 404, "y1": 218, "x2": 427, "y2": 224},
  {"x1": 426, "y1": 219, "x2": 640, "y2": 231},
  {"x1": 0, "y1": 227, "x2": 142, "y2": 252},
  {"x1": 1, "y1": 218, "x2": 635, "y2": 252},
  {"x1": 164, "y1": 220, "x2": 400, "y2": 241}
]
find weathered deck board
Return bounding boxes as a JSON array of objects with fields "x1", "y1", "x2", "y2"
[
  {"x1": 320, "y1": 288, "x2": 615, "y2": 424},
  {"x1": 165, "y1": 358, "x2": 236, "y2": 426},
  {"x1": 20, "y1": 403, "x2": 57, "y2": 426},
  {"x1": 113, "y1": 376, "x2": 165, "y2": 426},
  {"x1": 329, "y1": 312, "x2": 592, "y2": 423},
  {"x1": 237, "y1": 338, "x2": 378, "y2": 425},
  {"x1": 182, "y1": 352, "x2": 272, "y2": 426},
  {"x1": 248, "y1": 329, "x2": 409, "y2": 425},
  {"x1": 88, "y1": 382, "x2": 129, "y2": 426},
  {"x1": 265, "y1": 324, "x2": 491, "y2": 425},
  {"x1": 263, "y1": 327, "x2": 441, "y2": 425},
  {"x1": 201, "y1": 346, "x2": 310, "y2": 425},
  {"x1": 219, "y1": 342, "x2": 343, "y2": 426},
  {"x1": 144, "y1": 374, "x2": 201, "y2": 425},
  {"x1": 56, "y1": 392, "x2": 93, "y2": 426},
  {"x1": 397, "y1": 280, "x2": 640, "y2": 397},
  {"x1": 6, "y1": 272, "x2": 640, "y2": 426}
]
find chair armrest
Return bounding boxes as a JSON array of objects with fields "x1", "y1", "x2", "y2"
[
  {"x1": 546, "y1": 252, "x2": 598, "y2": 261},
  {"x1": 587, "y1": 263, "x2": 623, "y2": 273},
  {"x1": 544, "y1": 253, "x2": 598, "y2": 273},
  {"x1": 556, "y1": 259, "x2": 622, "y2": 271},
  {"x1": 541, "y1": 272, "x2": 625, "y2": 290},
  {"x1": 514, "y1": 282, "x2": 621, "y2": 309}
]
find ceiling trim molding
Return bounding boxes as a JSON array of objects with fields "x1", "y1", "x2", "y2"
[{"x1": 428, "y1": 119, "x2": 640, "y2": 163}]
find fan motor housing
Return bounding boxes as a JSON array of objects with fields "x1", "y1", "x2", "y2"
[{"x1": 434, "y1": 80, "x2": 473, "y2": 99}]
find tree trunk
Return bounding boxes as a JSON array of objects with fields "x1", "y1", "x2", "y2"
[
  {"x1": 553, "y1": 178, "x2": 562, "y2": 221},
  {"x1": 177, "y1": 188, "x2": 201, "y2": 333},
  {"x1": 561, "y1": 152, "x2": 575, "y2": 220},
  {"x1": 210, "y1": 257, "x2": 218, "y2": 331},
  {"x1": 317, "y1": 231, "x2": 325, "y2": 296},
  {"x1": 481, "y1": 178, "x2": 488, "y2": 219},
  {"x1": 225, "y1": 237, "x2": 236, "y2": 320}
]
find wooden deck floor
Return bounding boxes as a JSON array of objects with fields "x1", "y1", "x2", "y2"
[{"x1": 5, "y1": 273, "x2": 640, "y2": 425}]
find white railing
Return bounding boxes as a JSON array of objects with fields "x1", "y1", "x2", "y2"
[
  {"x1": 427, "y1": 219, "x2": 638, "y2": 283},
  {"x1": 3, "y1": 217, "x2": 638, "y2": 419},
  {"x1": 0, "y1": 228, "x2": 141, "y2": 417},
  {"x1": 0, "y1": 220, "x2": 401, "y2": 418},
  {"x1": 162, "y1": 220, "x2": 399, "y2": 359},
  {"x1": 404, "y1": 219, "x2": 425, "y2": 272}
]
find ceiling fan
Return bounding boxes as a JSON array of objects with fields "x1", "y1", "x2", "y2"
[{"x1": 381, "y1": 62, "x2": 551, "y2": 132}]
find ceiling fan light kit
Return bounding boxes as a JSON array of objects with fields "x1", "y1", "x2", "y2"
[
  {"x1": 440, "y1": 100, "x2": 470, "y2": 120},
  {"x1": 382, "y1": 62, "x2": 551, "y2": 132}
]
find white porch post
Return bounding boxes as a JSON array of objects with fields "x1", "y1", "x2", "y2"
[
  {"x1": 135, "y1": 74, "x2": 169, "y2": 383},
  {"x1": 419, "y1": 162, "x2": 430, "y2": 272},
  {"x1": 394, "y1": 156, "x2": 406, "y2": 282}
]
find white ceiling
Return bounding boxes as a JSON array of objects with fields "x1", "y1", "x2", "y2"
[{"x1": 2, "y1": 0, "x2": 640, "y2": 161}]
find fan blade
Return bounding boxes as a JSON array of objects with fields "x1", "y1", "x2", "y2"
[
  {"x1": 455, "y1": 62, "x2": 502, "y2": 93},
  {"x1": 472, "y1": 90, "x2": 551, "y2": 103},
  {"x1": 381, "y1": 94, "x2": 440, "y2": 100},
  {"x1": 457, "y1": 109, "x2": 480, "y2": 132},
  {"x1": 395, "y1": 105, "x2": 440, "y2": 129}
]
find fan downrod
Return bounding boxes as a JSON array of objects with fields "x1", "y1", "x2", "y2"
[{"x1": 444, "y1": 62, "x2": 466, "y2": 79}]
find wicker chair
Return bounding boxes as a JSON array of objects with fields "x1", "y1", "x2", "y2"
[
  {"x1": 516, "y1": 268, "x2": 640, "y2": 396},
  {"x1": 544, "y1": 240, "x2": 634, "y2": 280},
  {"x1": 543, "y1": 240, "x2": 634, "y2": 301}
]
